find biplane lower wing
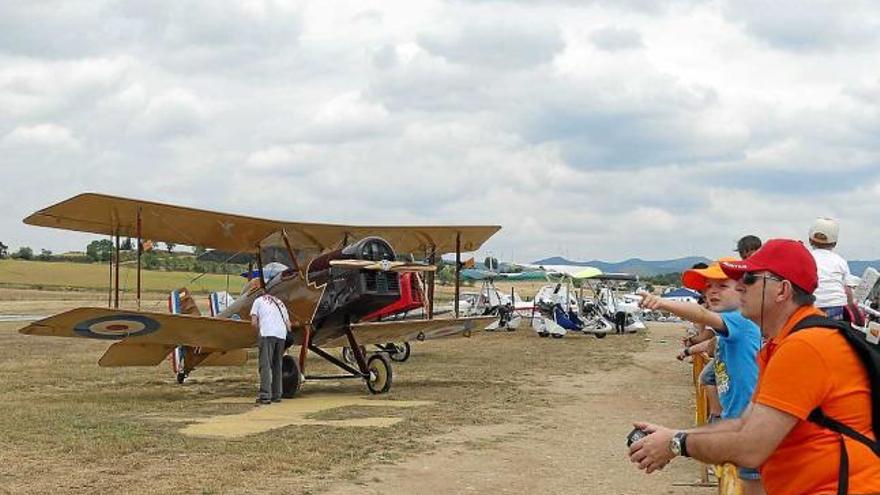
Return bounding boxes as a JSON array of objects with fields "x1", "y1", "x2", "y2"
[
  {"x1": 20, "y1": 307, "x2": 258, "y2": 350},
  {"x1": 316, "y1": 316, "x2": 496, "y2": 348},
  {"x1": 97, "y1": 342, "x2": 248, "y2": 367}
]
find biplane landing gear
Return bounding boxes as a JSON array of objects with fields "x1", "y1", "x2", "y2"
[
  {"x1": 594, "y1": 332, "x2": 607, "y2": 339},
  {"x1": 365, "y1": 354, "x2": 392, "y2": 394},
  {"x1": 386, "y1": 342, "x2": 411, "y2": 362},
  {"x1": 342, "y1": 345, "x2": 367, "y2": 365},
  {"x1": 281, "y1": 355, "x2": 302, "y2": 398},
  {"x1": 176, "y1": 371, "x2": 188, "y2": 384}
]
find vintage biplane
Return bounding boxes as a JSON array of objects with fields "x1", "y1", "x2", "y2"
[{"x1": 18, "y1": 193, "x2": 500, "y2": 398}]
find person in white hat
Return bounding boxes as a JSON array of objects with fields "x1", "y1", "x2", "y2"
[{"x1": 808, "y1": 217, "x2": 853, "y2": 320}]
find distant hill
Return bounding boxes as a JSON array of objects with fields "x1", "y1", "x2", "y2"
[
  {"x1": 531, "y1": 256, "x2": 711, "y2": 277},
  {"x1": 532, "y1": 256, "x2": 880, "y2": 278}
]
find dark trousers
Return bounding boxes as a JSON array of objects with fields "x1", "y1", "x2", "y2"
[
  {"x1": 615, "y1": 311, "x2": 626, "y2": 333},
  {"x1": 258, "y1": 336, "x2": 285, "y2": 400}
]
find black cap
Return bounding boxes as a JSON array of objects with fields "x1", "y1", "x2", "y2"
[{"x1": 735, "y1": 235, "x2": 762, "y2": 257}]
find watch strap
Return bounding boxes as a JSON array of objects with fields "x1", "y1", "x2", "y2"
[{"x1": 676, "y1": 432, "x2": 690, "y2": 458}]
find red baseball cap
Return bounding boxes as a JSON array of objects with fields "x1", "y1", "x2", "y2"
[{"x1": 719, "y1": 239, "x2": 818, "y2": 294}]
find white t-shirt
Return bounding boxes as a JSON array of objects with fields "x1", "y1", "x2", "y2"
[
  {"x1": 810, "y1": 248, "x2": 851, "y2": 308},
  {"x1": 249, "y1": 294, "x2": 290, "y2": 339}
]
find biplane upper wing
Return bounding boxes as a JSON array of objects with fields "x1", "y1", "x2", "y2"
[
  {"x1": 20, "y1": 307, "x2": 258, "y2": 350},
  {"x1": 315, "y1": 316, "x2": 497, "y2": 348},
  {"x1": 25, "y1": 193, "x2": 501, "y2": 254}
]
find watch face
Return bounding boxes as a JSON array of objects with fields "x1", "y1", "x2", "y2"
[{"x1": 669, "y1": 436, "x2": 681, "y2": 456}]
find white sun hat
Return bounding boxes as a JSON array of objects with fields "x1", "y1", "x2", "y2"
[{"x1": 809, "y1": 216, "x2": 839, "y2": 245}]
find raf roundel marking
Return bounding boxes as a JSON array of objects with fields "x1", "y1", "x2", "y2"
[{"x1": 74, "y1": 314, "x2": 161, "y2": 340}]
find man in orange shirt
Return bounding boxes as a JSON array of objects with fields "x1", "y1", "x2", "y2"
[{"x1": 628, "y1": 239, "x2": 879, "y2": 495}]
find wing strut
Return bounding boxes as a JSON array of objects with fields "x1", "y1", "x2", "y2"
[
  {"x1": 255, "y1": 246, "x2": 266, "y2": 290},
  {"x1": 279, "y1": 229, "x2": 311, "y2": 372},
  {"x1": 426, "y1": 246, "x2": 436, "y2": 319},
  {"x1": 107, "y1": 236, "x2": 113, "y2": 307},
  {"x1": 114, "y1": 233, "x2": 120, "y2": 308},
  {"x1": 136, "y1": 206, "x2": 142, "y2": 309},
  {"x1": 280, "y1": 230, "x2": 304, "y2": 278},
  {"x1": 454, "y1": 232, "x2": 461, "y2": 318}
]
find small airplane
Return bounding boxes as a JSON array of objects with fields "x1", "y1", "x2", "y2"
[
  {"x1": 18, "y1": 193, "x2": 500, "y2": 398},
  {"x1": 529, "y1": 269, "x2": 646, "y2": 338},
  {"x1": 580, "y1": 273, "x2": 647, "y2": 333}
]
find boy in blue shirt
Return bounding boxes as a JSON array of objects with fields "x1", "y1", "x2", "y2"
[{"x1": 639, "y1": 259, "x2": 763, "y2": 494}]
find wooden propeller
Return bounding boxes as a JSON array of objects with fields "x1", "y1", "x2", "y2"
[{"x1": 329, "y1": 260, "x2": 436, "y2": 272}]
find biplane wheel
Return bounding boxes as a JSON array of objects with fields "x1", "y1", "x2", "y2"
[
  {"x1": 342, "y1": 345, "x2": 368, "y2": 365},
  {"x1": 594, "y1": 332, "x2": 607, "y2": 339},
  {"x1": 551, "y1": 333, "x2": 564, "y2": 339},
  {"x1": 281, "y1": 355, "x2": 301, "y2": 398},
  {"x1": 389, "y1": 342, "x2": 411, "y2": 363},
  {"x1": 176, "y1": 372, "x2": 188, "y2": 384},
  {"x1": 365, "y1": 354, "x2": 392, "y2": 394}
]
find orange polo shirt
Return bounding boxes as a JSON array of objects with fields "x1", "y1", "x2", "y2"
[{"x1": 754, "y1": 306, "x2": 880, "y2": 495}]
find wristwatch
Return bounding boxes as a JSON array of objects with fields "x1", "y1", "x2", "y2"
[{"x1": 669, "y1": 431, "x2": 689, "y2": 457}]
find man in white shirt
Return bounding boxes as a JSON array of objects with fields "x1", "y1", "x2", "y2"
[
  {"x1": 808, "y1": 217, "x2": 853, "y2": 320},
  {"x1": 250, "y1": 293, "x2": 292, "y2": 404}
]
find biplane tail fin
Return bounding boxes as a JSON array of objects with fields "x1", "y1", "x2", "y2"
[
  {"x1": 208, "y1": 291, "x2": 235, "y2": 317},
  {"x1": 169, "y1": 288, "x2": 200, "y2": 316}
]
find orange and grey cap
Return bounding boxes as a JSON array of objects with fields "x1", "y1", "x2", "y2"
[{"x1": 682, "y1": 257, "x2": 739, "y2": 292}]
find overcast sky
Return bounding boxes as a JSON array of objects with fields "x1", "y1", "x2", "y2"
[{"x1": 2, "y1": 0, "x2": 880, "y2": 263}]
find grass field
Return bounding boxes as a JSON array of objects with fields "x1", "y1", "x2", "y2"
[
  {"x1": 0, "y1": 260, "x2": 565, "y2": 303},
  {"x1": 0, "y1": 310, "x2": 649, "y2": 494},
  {"x1": 0, "y1": 259, "x2": 245, "y2": 294}
]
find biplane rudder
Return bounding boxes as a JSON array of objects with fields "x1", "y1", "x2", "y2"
[
  {"x1": 169, "y1": 288, "x2": 201, "y2": 316},
  {"x1": 208, "y1": 291, "x2": 235, "y2": 317}
]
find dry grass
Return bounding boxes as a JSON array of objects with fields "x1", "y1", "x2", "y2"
[
  {"x1": 0, "y1": 303, "x2": 648, "y2": 494},
  {"x1": 0, "y1": 260, "x2": 243, "y2": 294}
]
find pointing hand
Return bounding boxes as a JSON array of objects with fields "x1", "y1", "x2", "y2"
[{"x1": 637, "y1": 290, "x2": 665, "y2": 311}]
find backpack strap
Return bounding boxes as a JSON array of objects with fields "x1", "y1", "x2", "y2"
[
  {"x1": 808, "y1": 408, "x2": 880, "y2": 456},
  {"x1": 261, "y1": 294, "x2": 291, "y2": 332},
  {"x1": 791, "y1": 314, "x2": 849, "y2": 333},
  {"x1": 790, "y1": 314, "x2": 880, "y2": 495}
]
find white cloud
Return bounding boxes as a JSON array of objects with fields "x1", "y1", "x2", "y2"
[
  {"x1": 590, "y1": 27, "x2": 644, "y2": 51},
  {"x1": 1, "y1": 124, "x2": 81, "y2": 149},
  {"x1": 418, "y1": 18, "x2": 563, "y2": 70},
  {"x1": 723, "y1": 0, "x2": 880, "y2": 52},
  {"x1": 2, "y1": 0, "x2": 880, "y2": 265},
  {"x1": 130, "y1": 89, "x2": 206, "y2": 139}
]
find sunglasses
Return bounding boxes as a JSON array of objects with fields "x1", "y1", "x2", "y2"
[{"x1": 742, "y1": 272, "x2": 785, "y2": 286}]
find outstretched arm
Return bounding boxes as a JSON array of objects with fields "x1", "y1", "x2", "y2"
[{"x1": 638, "y1": 291, "x2": 724, "y2": 330}]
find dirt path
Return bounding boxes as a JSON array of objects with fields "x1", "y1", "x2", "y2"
[{"x1": 320, "y1": 323, "x2": 712, "y2": 495}]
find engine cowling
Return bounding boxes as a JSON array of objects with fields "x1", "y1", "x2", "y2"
[{"x1": 308, "y1": 237, "x2": 401, "y2": 326}]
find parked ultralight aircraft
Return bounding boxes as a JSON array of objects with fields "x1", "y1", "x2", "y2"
[{"x1": 18, "y1": 194, "x2": 500, "y2": 398}]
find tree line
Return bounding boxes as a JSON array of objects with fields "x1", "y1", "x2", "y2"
[
  {"x1": 0, "y1": 239, "x2": 245, "y2": 275},
  {"x1": 0, "y1": 242, "x2": 53, "y2": 261}
]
